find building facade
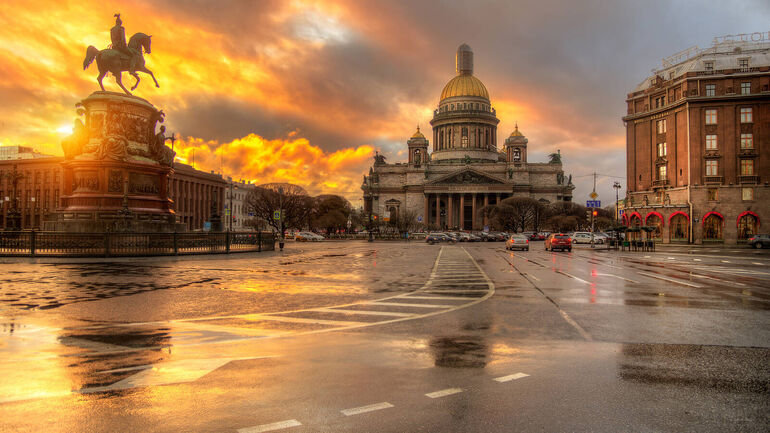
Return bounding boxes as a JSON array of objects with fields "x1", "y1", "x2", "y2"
[
  {"x1": 362, "y1": 44, "x2": 574, "y2": 230},
  {"x1": 623, "y1": 37, "x2": 770, "y2": 244},
  {"x1": 0, "y1": 150, "x2": 228, "y2": 231},
  {"x1": 225, "y1": 178, "x2": 257, "y2": 231}
]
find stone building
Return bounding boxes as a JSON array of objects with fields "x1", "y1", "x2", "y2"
[
  {"x1": 362, "y1": 44, "x2": 574, "y2": 230},
  {"x1": 623, "y1": 36, "x2": 769, "y2": 244},
  {"x1": 0, "y1": 149, "x2": 228, "y2": 231}
]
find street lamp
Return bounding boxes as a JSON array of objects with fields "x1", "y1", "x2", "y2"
[
  {"x1": 612, "y1": 181, "x2": 621, "y2": 227},
  {"x1": 277, "y1": 186, "x2": 285, "y2": 251},
  {"x1": 228, "y1": 181, "x2": 238, "y2": 232}
]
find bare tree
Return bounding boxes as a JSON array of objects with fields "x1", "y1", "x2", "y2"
[
  {"x1": 244, "y1": 183, "x2": 313, "y2": 237},
  {"x1": 492, "y1": 197, "x2": 542, "y2": 232},
  {"x1": 310, "y1": 195, "x2": 351, "y2": 234},
  {"x1": 392, "y1": 208, "x2": 420, "y2": 235}
]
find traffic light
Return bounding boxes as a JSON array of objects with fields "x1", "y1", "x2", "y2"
[
  {"x1": 592, "y1": 210, "x2": 598, "y2": 217},
  {"x1": 586, "y1": 210, "x2": 591, "y2": 219}
]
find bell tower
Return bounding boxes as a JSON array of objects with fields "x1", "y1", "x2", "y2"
[
  {"x1": 407, "y1": 125, "x2": 429, "y2": 165},
  {"x1": 504, "y1": 124, "x2": 528, "y2": 164}
]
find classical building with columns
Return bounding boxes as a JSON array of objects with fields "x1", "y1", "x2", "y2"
[{"x1": 362, "y1": 44, "x2": 574, "y2": 230}]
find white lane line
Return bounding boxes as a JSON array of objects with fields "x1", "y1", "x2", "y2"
[
  {"x1": 644, "y1": 256, "x2": 651, "y2": 258},
  {"x1": 596, "y1": 273, "x2": 639, "y2": 283},
  {"x1": 425, "y1": 388, "x2": 463, "y2": 398},
  {"x1": 237, "y1": 419, "x2": 302, "y2": 433},
  {"x1": 690, "y1": 274, "x2": 746, "y2": 286},
  {"x1": 694, "y1": 258, "x2": 702, "y2": 262},
  {"x1": 529, "y1": 275, "x2": 541, "y2": 281},
  {"x1": 667, "y1": 257, "x2": 675, "y2": 260},
  {"x1": 721, "y1": 260, "x2": 730, "y2": 263},
  {"x1": 753, "y1": 262, "x2": 762, "y2": 265},
  {"x1": 315, "y1": 308, "x2": 416, "y2": 317},
  {"x1": 556, "y1": 270, "x2": 590, "y2": 284},
  {"x1": 494, "y1": 372, "x2": 530, "y2": 383},
  {"x1": 637, "y1": 272, "x2": 701, "y2": 288},
  {"x1": 372, "y1": 302, "x2": 453, "y2": 308},
  {"x1": 405, "y1": 295, "x2": 476, "y2": 301},
  {"x1": 256, "y1": 315, "x2": 366, "y2": 326},
  {"x1": 341, "y1": 402, "x2": 394, "y2": 416}
]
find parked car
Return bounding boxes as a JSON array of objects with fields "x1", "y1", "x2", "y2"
[
  {"x1": 535, "y1": 232, "x2": 548, "y2": 241},
  {"x1": 505, "y1": 234, "x2": 530, "y2": 251},
  {"x1": 426, "y1": 233, "x2": 456, "y2": 245},
  {"x1": 747, "y1": 234, "x2": 770, "y2": 249},
  {"x1": 570, "y1": 232, "x2": 599, "y2": 244},
  {"x1": 468, "y1": 233, "x2": 482, "y2": 242},
  {"x1": 545, "y1": 233, "x2": 572, "y2": 252},
  {"x1": 521, "y1": 231, "x2": 537, "y2": 241},
  {"x1": 295, "y1": 231, "x2": 324, "y2": 241}
]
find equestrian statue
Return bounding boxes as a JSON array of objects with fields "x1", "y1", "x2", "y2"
[{"x1": 83, "y1": 14, "x2": 159, "y2": 95}]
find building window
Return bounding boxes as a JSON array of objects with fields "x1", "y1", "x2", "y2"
[
  {"x1": 740, "y1": 133, "x2": 753, "y2": 149},
  {"x1": 705, "y1": 109, "x2": 717, "y2": 124},
  {"x1": 705, "y1": 135, "x2": 717, "y2": 150},
  {"x1": 738, "y1": 213, "x2": 758, "y2": 240},
  {"x1": 705, "y1": 84, "x2": 715, "y2": 96},
  {"x1": 706, "y1": 159, "x2": 718, "y2": 176},
  {"x1": 707, "y1": 188, "x2": 718, "y2": 201},
  {"x1": 703, "y1": 214, "x2": 723, "y2": 241},
  {"x1": 742, "y1": 188, "x2": 754, "y2": 201},
  {"x1": 658, "y1": 165, "x2": 667, "y2": 180},
  {"x1": 657, "y1": 142, "x2": 667, "y2": 157},
  {"x1": 741, "y1": 82, "x2": 751, "y2": 95},
  {"x1": 656, "y1": 119, "x2": 667, "y2": 134},
  {"x1": 738, "y1": 58, "x2": 749, "y2": 70},
  {"x1": 704, "y1": 61, "x2": 714, "y2": 71},
  {"x1": 740, "y1": 159, "x2": 754, "y2": 175},
  {"x1": 740, "y1": 107, "x2": 753, "y2": 123}
]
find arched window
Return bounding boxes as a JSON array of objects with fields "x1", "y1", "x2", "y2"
[
  {"x1": 670, "y1": 214, "x2": 688, "y2": 242},
  {"x1": 737, "y1": 213, "x2": 758, "y2": 240},
  {"x1": 629, "y1": 214, "x2": 642, "y2": 240},
  {"x1": 646, "y1": 213, "x2": 663, "y2": 239},
  {"x1": 461, "y1": 127, "x2": 468, "y2": 147},
  {"x1": 703, "y1": 213, "x2": 723, "y2": 241},
  {"x1": 513, "y1": 148, "x2": 521, "y2": 162}
]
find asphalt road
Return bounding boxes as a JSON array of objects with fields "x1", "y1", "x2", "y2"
[{"x1": 0, "y1": 241, "x2": 768, "y2": 432}]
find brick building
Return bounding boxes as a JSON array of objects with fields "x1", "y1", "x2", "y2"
[
  {"x1": 362, "y1": 44, "x2": 574, "y2": 230},
  {"x1": 0, "y1": 149, "x2": 228, "y2": 231},
  {"x1": 623, "y1": 36, "x2": 769, "y2": 244}
]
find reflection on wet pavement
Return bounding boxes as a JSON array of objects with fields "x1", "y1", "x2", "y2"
[{"x1": 430, "y1": 335, "x2": 488, "y2": 368}]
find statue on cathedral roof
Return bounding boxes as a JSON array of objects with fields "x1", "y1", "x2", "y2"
[{"x1": 548, "y1": 149, "x2": 562, "y2": 164}]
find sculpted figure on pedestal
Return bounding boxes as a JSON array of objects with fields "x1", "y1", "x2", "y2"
[{"x1": 62, "y1": 118, "x2": 88, "y2": 159}]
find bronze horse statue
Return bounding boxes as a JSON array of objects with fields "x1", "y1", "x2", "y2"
[{"x1": 83, "y1": 32, "x2": 159, "y2": 95}]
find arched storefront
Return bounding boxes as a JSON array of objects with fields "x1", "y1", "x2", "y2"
[
  {"x1": 669, "y1": 211, "x2": 689, "y2": 243},
  {"x1": 628, "y1": 212, "x2": 642, "y2": 240},
  {"x1": 702, "y1": 211, "x2": 724, "y2": 242},
  {"x1": 645, "y1": 211, "x2": 663, "y2": 240},
  {"x1": 737, "y1": 211, "x2": 760, "y2": 241}
]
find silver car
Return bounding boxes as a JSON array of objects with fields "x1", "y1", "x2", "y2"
[{"x1": 505, "y1": 234, "x2": 530, "y2": 251}]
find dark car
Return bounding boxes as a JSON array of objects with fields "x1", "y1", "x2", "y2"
[
  {"x1": 426, "y1": 233, "x2": 456, "y2": 245},
  {"x1": 545, "y1": 233, "x2": 572, "y2": 252},
  {"x1": 747, "y1": 234, "x2": 770, "y2": 249}
]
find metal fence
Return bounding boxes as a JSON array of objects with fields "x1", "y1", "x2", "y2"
[{"x1": 0, "y1": 231, "x2": 275, "y2": 257}]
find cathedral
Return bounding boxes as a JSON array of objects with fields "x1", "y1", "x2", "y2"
[{"x1": 362, "y1": 44, "x2": 574, "y2": 230}]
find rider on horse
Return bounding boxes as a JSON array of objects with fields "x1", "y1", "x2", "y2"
[{"x1": 110, "y1": 14, "x2": 139, "y2": 74}]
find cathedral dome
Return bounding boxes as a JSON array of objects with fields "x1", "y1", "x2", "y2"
[
  {"x1": 411, "y1": 125, "x2": 426, "y2": 139},
  {"x1": 440, "y1": 75, "x2": 490, "y2": 101}
]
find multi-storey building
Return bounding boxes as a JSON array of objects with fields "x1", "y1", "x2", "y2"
[
  {"x1": 623, "y1": 36, "x2": 769, "y2": 244},
  {"x1": 225, "y1": 177, "x2": 257, "y2": 231},
  {"x1": 0, "y1": 148, "x2": 228, "y2": 231}
]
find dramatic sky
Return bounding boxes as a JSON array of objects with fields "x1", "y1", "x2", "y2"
[{"x1": 1, "y1": 0, "x2": 768, "y2": 205}]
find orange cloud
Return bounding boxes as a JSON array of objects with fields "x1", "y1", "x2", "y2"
[{"x1": 174, "y1": 133, "x2": 374, "y2": 202}]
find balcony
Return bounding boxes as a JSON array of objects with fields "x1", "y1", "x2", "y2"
[
  {"x1": 739, "y1": 175, "x2": 759, "y2": 184},
  {"x1": 704, "y1": 175, "x2": 723, "y2": 184},
  {"x1": 739, "y1": 148, "x2": 758, "y2": 157},
  {"x1": 652, "y1": 179, "x2": 669, "y2": 188}
]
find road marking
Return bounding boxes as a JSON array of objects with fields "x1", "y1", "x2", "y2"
[
  {"x1": 494, "y1": 372, "x2": 530, "y2": 383},
  {"x1": 694, "y1": 259, "x2": 702, "y2": 262},
  {"x1": 425, "y1": 388, "x2": 463, "y2": 398},
  {"x1": 315, "y1": 308, "x2": 416, "y2": 317},
  {"x1": 596, "y1": 273, "x2": 639, "y2": 283},
  {"x1": 556, "y1": 270, "x2": 590, "y2": 284},
  {"x1": 644, "y1": 256, "x2": 651, "y2": 258},
  {"x1": 529, "y1": 275, "x2": 541, "y2": 281},
  {"x1": 667, "y1": 257, "x2": 675, "y2": 260},
  {"x1": 405, "y1": 295, "x2": 477, "y2": 300},
  {"x1": 637, "y1": 272, "x2": 701, "y2": 288},
  {"x1": 372, "y1": 302, "x2": 453, "y2": 309},
  {"x1": 753, "y1": 262, "x2": 762, "y2": 265},
  {"x1": 341, "y1": 402, "x2": 394, "y2": 416},
  {"x1": 690, "y1": 274, "x2": 745, "y2": 286},
  {"x1": 238, "y1": 419, "x2": 302, "y2": 433},
  {"x1": 256, "y1": 315, "x2": 366, "y2": 326},
  {"x1": 721, "y1": 260, "x2": 730, "y2": 263}
]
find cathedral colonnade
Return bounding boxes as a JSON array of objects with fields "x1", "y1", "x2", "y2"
[{"x1": 424, "y1": 192, "x2": 509, "y2": 231}]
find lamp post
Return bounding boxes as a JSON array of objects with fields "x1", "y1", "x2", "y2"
[
  {"x1": 277, "y1": 186, "x2": 284, "y2": 251},
  {"x1": 366, "y1": 182, "x2": 374, "y2": 242},
  {"x1": 228, "y1": 181, "x2": 238, "y2": 232},
  {"x1": 3, "y1": 165, "x2": 24, "y2": 230},
  {"x1": 613, "y1": 181, "x2": 621, "y2": 227}
]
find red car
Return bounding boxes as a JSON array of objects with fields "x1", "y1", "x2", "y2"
[{"x1": 545, "y1": 233, "x2": 572, "y2": 252}]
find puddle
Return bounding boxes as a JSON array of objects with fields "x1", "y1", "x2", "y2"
[{"x1": 429, "y1": 335, "x2": 488, "y2": 368}]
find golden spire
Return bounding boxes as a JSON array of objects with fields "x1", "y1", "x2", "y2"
[
  {"x1": 411, "y1": 124, "x2": 425, "y2": 139},
  {"x1": 510, "y1": 122, "x2": 524, "y2": 137}
]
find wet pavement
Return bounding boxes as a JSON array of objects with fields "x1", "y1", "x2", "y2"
[{"x1": 0, "y1": 241, "x2": 768, "y2": 432}]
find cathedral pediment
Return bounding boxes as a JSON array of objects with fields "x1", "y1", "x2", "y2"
[{"x1": 428, "y1": 168, "x2": 507, "y2": 185}]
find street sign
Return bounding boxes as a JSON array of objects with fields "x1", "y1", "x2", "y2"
[
  {"x1": 248, "y1": 212, "x2": 255, "y2": 217},
  {"x1": 483, "y1": 225, "x2": 489, "y2": 232},
  {"x1": 273, "y1": 210, "x2": 281, "y2": 220},
  {"x1": 203, "y1": 221, "x2": 211, "y2": 232},
  {"x1": 383, "y1": 211, "x2": 390, "y2": 222},
  {"x1": 417, "y1": 216, "x2": 422, "y2": 222},
  {"x1": 586, "y1": 200, "x2": 601, "y2": 208},
  {"x1": 590, "y1": 191, "x2": 598, "y2": 199},
  {"x1": 618, "y1": 209, "x2": 624, "y2": 215},
  {"x1": 225, "y1": 209, "x2": 231, "y2": 216}
]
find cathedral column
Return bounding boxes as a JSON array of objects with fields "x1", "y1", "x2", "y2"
[
  {"x1": 459, "y1": 194, "x2": 465, "y2": 230},
  {"x1": 433, "y1": 129, "x2": 437, "y2": 152},
  {"x1": 424, "y1": 194, "x2": 429, "y2": 227},
  {"x1": 435, "y1": 194, "x2": 441, "y2": 227},
  {"x1": 483, "y1": 194, "x2": 489, "y2": 227},
  {"x1": 447, "y1": 194, "x2": 453, "y2": 228},
  {"x1": 471, "y1": 193, "x2": 477, "y2": 230}
]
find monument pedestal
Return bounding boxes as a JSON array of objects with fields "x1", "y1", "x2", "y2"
[{"x1": 46, "y1": 91, "x2": 183, "y2": 232}]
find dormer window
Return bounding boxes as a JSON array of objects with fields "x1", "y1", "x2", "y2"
[
  {"x1": 704, "y1": 61, "x2": 714, "y2": 72},
  {"x1": 738, "y1": 58, "x2": 749, "y2": 71}
]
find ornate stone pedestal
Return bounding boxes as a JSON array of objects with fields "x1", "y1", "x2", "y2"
[{"x1": 46, "y1": 91, "x2": 183, "y2": 232}]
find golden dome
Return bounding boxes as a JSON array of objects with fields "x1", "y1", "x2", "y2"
[
  {"x1": 440, "y1": 74, "x2": 489, "y2": 101},
  {"x1": 411, "y1": 125, "x2": 425, "y2": 139},
  {"x1": 510, "y1": 123, "x2": 524, "y2": 137}
]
